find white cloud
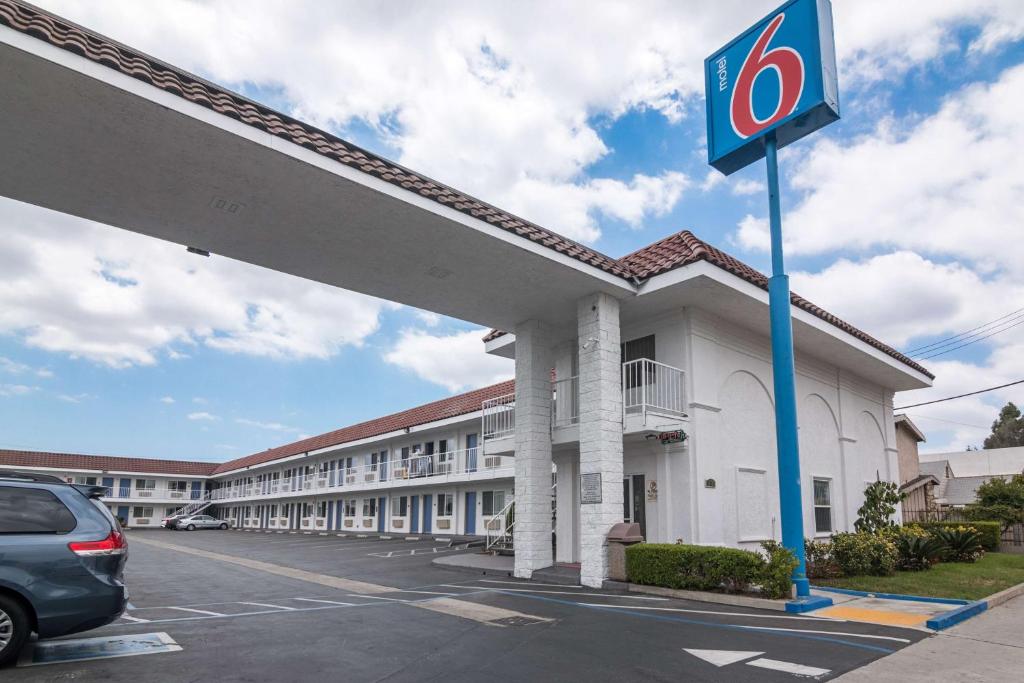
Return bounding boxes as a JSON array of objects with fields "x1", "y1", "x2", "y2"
[
  {"x1": 0, "y1": 356, "x2": 53, "y2": 378},
  {"x1": 235, "y1": 418, "x2": 304, "y2": 434},
  {"x1": 415, "y1": 311, "x2": 442, "y2": 328},
  {"x1": 57, "y1": 392, "x2": 96, "y2": 403},
  {"x1": 730, "y1": 179, "x2": 765, "y2": 196},
  {"x1": 192, "y1": 397, "x2": 208, "y2": 405},
  {"x1": 792, "y1": 252, "x2": 1024, "y2": 349},
  {"x1": 384, "y1": 328, "x2": 513, "y2": 392},
  {"x1": 0, "y1": 384, "x2": 37, "y2": 397},
  {"x1": 736, "y1": 64, "x2": 1024, "y2": 268},
  {"x1": 187, "y1": 411, "x2": 219, "y2": 421},
  {"x1": 159, "y1": 396, "x2": 175, "y2": 404},
  {"x1": 0, "y1": 199, "x2": 389, "y2": 368}
]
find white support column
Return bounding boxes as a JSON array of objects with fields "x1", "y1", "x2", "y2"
[
  {"x1": 553, "y1": 450, "x2": 579, "y2": 564},
  {"x1": 577, "y1": 292, "x2": 624, "y2": 588},
  {"x1": 513, "y1": 320, "x2": 554, "y2": 578}
]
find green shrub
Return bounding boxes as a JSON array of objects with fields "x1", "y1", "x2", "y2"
[
  {"x1": 831, "y1": 532, "x2": 898, "y2": 576},
  {"x1": 759, "y1": 541, "x2": 799, "y2": 599},
  {"x1": 891, "y1": 526, "x2": 943, "y2": 571},
  {"x1": 854, "y1": 481, "x2": 904, "y2": 534},
  {"x1": 932, "y1": 526, "x2": 985, "y2": 563},
  {"x1": 804, "y1": 539, "x2": 841, "y2": 579},
  {"x1": 625, "y1": 543, "x2": 765, "y2": 593},
  {"x1": 915, "y1": 521, "x2": 1001, "y2": 552}
]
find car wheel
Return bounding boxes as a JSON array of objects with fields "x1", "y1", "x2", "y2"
[
  {"x1": 219, "y1": 523, "x2": 228, "y2": 530},
  {"x1": 187, "y1": 524, "x2": 196, "y2": 531},
  {"x1": 0, "y1": 594, "x2": 30, "y2": 668}
]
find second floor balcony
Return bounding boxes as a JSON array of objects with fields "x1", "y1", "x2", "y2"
[{"x1": 482, "y1": 358, "x2": 686, "y2": 452}]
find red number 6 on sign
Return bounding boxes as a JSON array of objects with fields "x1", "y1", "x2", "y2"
[{"x1": 729, "y1": 13, "x2": 805, "y2": 139}]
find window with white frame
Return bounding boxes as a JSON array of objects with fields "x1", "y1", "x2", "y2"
[
  {"x1": 345, "y1": 499, "x2": 357, "y2": 517},
  {"x1": 167, "y1": 480, "x2": 187, "y2": 492},
  {"x1": 132, "y1": 506, "x2": 154, "y2": 518},
  {"x1": 363, "y1": 498, "x2": 377, "y2": 517},
  {"x1": 813, "y1": 478, "x2": 833, "y2": 534},
  {"x1": 482, "y1": 490, "x2": 505, "y2": 516},
  {"x1": 317, "y1": 501, "x2": 328, "y2": 518},
  {"x1": 392, "y1": 496, "x2": 408, "y2": 517},
  {"x1": 437, "y1": 493, "x2": 453, "y2": 517},
  {"x1": 73, "y1": 476, "x2": 98, "y2": 485},
  {"x1": 134, "y1": 479, "x2": 156, "y2": 491}
]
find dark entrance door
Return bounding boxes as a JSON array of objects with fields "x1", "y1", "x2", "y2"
[
  {"x1": 410, "y1": 495, "x2": 420, "y2": 533},
  {"x1": 623, "y1": 474, "x2": 647, "y2": 538},
  {"x1": 464, "y1": 492, "x2": 476, "y2": 534},
  {"x1": 422, "y1": 494, "x2": 432, "y2": 533}
]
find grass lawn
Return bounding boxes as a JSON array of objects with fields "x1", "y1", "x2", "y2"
[{"x1": 815, "y1": 552, "x2": 1024, "y2": 601}]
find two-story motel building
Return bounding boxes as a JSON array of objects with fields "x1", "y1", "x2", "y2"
[{"x1": 0, "y1": 0, "x2": 933, "y2": 587}]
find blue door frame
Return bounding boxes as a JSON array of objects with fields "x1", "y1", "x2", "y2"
[
  {"x1": 410, "y1": 495, "x2": 419, "y2": 533},
  {"x1": 116, "y1": 505, "x2": 129, "y2": 522},
  {"x1": 422, "y1": 494, "x2": 432, "y2": 534},
  {"x1": 327, "y1": 501, "x2": 334, "y2": 529},
  {"x1": 377, "y1": 497, "x2": 386, "y2": 533},
  {"x1": 464, "y1": 492, "x2": 476, "y2": 534}
]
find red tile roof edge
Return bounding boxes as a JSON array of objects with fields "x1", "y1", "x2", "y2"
[
  {"x1": 485, "y1": 231, "x2": 933, "y2": 379},
  {"x1": 211, "y1": 379, "x2": 514, "y2": 474},
  {"x1": 0, "y1": 0, "x2": 629, "y2": 279},
  {"x1": 0, "y1": 449, "x2": 219, "y2": 476}
]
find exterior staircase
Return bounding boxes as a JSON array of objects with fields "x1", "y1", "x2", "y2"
[{"x1": 171, "y1": 491, "x2": 213, "y2": 516}]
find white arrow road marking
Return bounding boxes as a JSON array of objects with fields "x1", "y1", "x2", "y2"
[
  {"x1": 684, "y1": 649, "x2": 763, "y2": 667},
  {"x1": 746, "y1": 658, "x2": 831, "y2": 677}
]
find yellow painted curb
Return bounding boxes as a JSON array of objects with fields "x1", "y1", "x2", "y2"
[{"x1": 816, "y1": 605, "x2": 928, "y2": 627}]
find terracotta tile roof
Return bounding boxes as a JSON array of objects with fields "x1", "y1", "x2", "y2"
[
  {"x1": 212, "y1": 379, "x2": 514, "y2": 474},
  {"x1": 0, "y1": 449, "x2": 218, "y2": 476},
  {"x1": 0, "y1": 0, "x2": 630, "y2": 279},
  {"x1": 485, "y1": 231, "x2": 933, "y2": 378},
  {"x1": 0, "y1": 1, "x2": 929, "y2": 380}
]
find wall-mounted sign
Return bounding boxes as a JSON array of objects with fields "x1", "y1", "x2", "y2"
[
  {"x1": 705, "y1": 0, "x2": 839, "y2": 175},
  {"x1": 659, "y1": 430, "x2": 688, "y2": 445},
  {"x1": 647, "y1": 480, "x2": 658, "y2": 502},
  {"x1": 580, "y1": 473, "x2": 602, "y2": 504}
]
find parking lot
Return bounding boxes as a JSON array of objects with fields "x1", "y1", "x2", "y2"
[{"x1": 7, "y1": 529, "x2": 928, "y2": 681}]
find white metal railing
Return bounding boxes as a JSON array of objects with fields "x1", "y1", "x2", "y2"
[
  {"x1": 485, "y1": 498, "x2": 515, "y2": 552},
  {"x1": 622, "y1": 358, "x2": 686, "y2": 418},
  {"x1": 551, "y1": 375, "x2": 579, "y2": 428},
  {"x1": 482, "y1": 393, "x2": 515, "y2": 440},
  {"x1": 206, "y1": 449, "x2": 510, "y2": 503}
]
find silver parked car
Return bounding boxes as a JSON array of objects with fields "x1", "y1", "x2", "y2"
[{"x1": 173, "y1": 515, "x2": 228, "y2": 531}]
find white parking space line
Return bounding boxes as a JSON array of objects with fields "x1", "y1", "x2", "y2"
[
  {"x1": 240, "y1": 602, "x2": 296, "y2": 611},
  {"x1": 164, "y1": 607, "x2": 227, "y2": 617},
  {"x1": 478, "y1": 580, "x2": 583, "y2": 589},
  {"x1": 575, "y1": 603, "x2": 842, "y2": 622},
  {"x1": 442, "y1": 586, "x2": 669, "y2": 601},
  {"x1": 390, "y1": 590, "x2": 459, "y2": 596},
  {"x1": 746, "y1": 625, "x2": 912, "y2": 643},
  {"x1": 746, "y1": 658, "x2": 831, "y2": 677},
  {"x1": 292, "y1": 598, "x2": 356, "y2": 606},
  {"x1": 118, "y1": 614, "x2": 151, "y2": 623}
]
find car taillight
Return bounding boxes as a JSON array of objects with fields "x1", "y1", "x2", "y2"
[{"x1": 68, "y1": 530, "x2": 127, "y2": 556}]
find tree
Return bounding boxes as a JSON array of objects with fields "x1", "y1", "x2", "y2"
[
  {"x1": 983, "y1": 402, "x2": 1024, "y2": 449},
  {"x1": 968, "y1": 474, "x2": 1024, "y2": 531},
  {"x1": 855, "y1": 481, "x2": 905, "y2": 534}
]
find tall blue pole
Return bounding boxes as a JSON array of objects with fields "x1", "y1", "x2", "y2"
[{"x1": 764, "y1": 131, "x2": 810, "y2": 597}]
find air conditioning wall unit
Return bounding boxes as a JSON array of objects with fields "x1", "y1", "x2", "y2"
[
  {"x1": 484, "y1": 456, "x2": 502, "y2": 469},
  {"x1": 437, "y1": 519, "x2": 451, "y2": 530}
]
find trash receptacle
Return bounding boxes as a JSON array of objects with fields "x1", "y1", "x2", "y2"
[{"x1": 606, "y1": 522, "x2": 644, "y2": 582}]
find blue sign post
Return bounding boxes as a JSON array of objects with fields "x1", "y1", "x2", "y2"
[{"x1": 705, "y1": 0, "x2": 839, "y2": 602}]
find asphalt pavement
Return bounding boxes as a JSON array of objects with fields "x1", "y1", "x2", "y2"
[{"x1": 5, "y1": 529, "x2": 929, "y2": 681}]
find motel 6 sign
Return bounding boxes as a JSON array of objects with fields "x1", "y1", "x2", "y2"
[{"x1": 705, "y1": 0, "x2": 839, "y2": 175}]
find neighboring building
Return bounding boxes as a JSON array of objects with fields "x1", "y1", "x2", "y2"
[
  {"x1": 921, "y1": 445, "x2": 1024, "y2": 478},
  {"x1": 0, "y1": 1, "x2": 935, "y2": 587},
  {"x1": 894, "y1": 414, "x2": 938, "y2": 518}
]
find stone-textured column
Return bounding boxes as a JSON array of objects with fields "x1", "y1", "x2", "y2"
[
  {"x1": 513, "y1": 320, "x2": 554, "y2": 578},
  {"x1": 577, "y1": 292, "x2": 624, "y2": 587}
]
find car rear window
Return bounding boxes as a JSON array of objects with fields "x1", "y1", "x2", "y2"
[{"x1": 0, "y1": 485, "x2": 77, "y2": 533}]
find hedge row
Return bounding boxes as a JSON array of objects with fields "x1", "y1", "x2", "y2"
[
  {"x1": 914, "y1": 521, "x2": 1001, "y2": 551},
  {"x1": 624, "y1": 543, "x2": 795, "y2": 599}
]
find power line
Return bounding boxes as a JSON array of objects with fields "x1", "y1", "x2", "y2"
[
  {"x1": 916, "y1": 317, "x2": 1024, "y2": 360},
  {"x1": 895, "y1": 378, "x2": 1024, "y2": 410},
  {"x1": 905, "y1": 306, "x2": 1024, "y2": 355},
  {"x1": 905, "y1": 413, "x2": 989, "y2": 430}
]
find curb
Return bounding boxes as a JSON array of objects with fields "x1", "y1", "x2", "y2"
[
  {"x1": 608, "y1": 582, "x2": 794, "y2": 612},
  {"x1": 431, "y1": 557, "x2": 513, "y2": 578},
  {"x1": 812, "y1": 585, "x2": 969, "y2": 605},
  {"x1": 982, "y1": 579, "x2": 1024, "y2": 609},
  {"x1": 926, "y1": 601, "x2": 987, "y2": 630}
]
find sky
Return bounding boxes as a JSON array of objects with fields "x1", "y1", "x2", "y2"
[{"x1": 2, "y1": 0, "x2": 1023, "y2": 461}]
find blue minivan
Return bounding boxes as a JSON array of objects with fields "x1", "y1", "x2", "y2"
[{"x1": 0, "y1": 471, "x2": 129, "y2": 666}]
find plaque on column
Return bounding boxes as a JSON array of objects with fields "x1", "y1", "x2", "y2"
[{"x1": 580, "y1": 473, "x2": 602, "y2": 504}]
